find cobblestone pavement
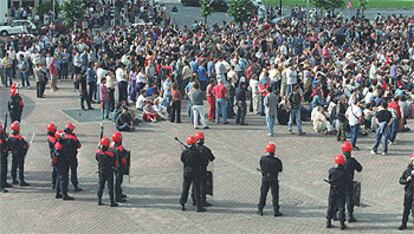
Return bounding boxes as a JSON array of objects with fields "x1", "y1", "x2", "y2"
[{"x1": 0, "y1": 81, "x2": 413, "y2": 233}]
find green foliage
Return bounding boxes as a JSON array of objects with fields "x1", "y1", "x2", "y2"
[
  {"x1": 36, "y1": 2, "x2": 53, "y2": 16},
  {"x1": 200, "y1": 0, "x2": 214, "y2": 19},
  {"x1": 311, "y1": 0, "x2": 345, "y2": 10},
  {"x1": 227, "y1": 0, "x2": 256, "y2": 24},
  {"x1": 60, "y1": 0, "x2": 85, "y2": 28},
  {"x1": 358, "y1": 0, "x2": 368, "y2": 9}
]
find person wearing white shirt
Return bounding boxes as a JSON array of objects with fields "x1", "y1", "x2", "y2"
[
  {"x1": 136, "y1": 90, "x2": 147, "y2": 111},
  {"x1": 249, "y1": 75, "x2": 260, "y2": 114},
  {"x1": 116, "y1": 65, "x2": 128, "y2": 103},
  {"x1": 285, "y1": 64, "x2": 297, "y2": 95},
  {"x1": 345, "y1": 101, "x2": 363, "y2": 150}
]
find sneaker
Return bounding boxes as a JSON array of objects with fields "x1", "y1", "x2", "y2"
[
  {"x1": 298, "y1": 131, "x2": 306, "y2": 136},
  {"x1": 203, "y1": 126, "x2": 210, "y2": 130},
  {"x1": 370, "y1": 150, "x2": 377, "y2": 155},
  {"x1": 223, "y1": 121, "x2": 229, "y2": 125},
  {"x1": 267, "y1": 133, "x2": 274, "y2": 137},
  {"x1": 382, "y1": 152, "x2": 387, "y2": 156}
]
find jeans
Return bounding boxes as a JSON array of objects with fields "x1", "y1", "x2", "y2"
[
  {"x1": 215, "y1": 98, "x2": 227, "y2": 123},
  {"x1": 266, "y1": 113, "x2": 276, "y2": 135},
  {"x1": 227, "y1": 93, "x2": 235, "y2": 118},
  {"x1": 388, "y1": 118, "x2": 399, "y2": 142},
  {"x1": 2, "y1": 68, "x2": 13, "y2": 87},
  {"x1": 192, "y1": 105, "x2": 207, "y2": 128},
  {"x1": 19, "y1": 71, "x2": 30, "y2": 87},
  {"x1": 286, "y1": 84, "x2": 294, "y2": 96},
  {"x1": 350, "y1": 124, "x2": 359, "y2": 147},
  {"x1": 102, "y1": 99, "x2": 110, "y2": 119},
  {"x1": 260, "y1": 96, "x2": 265, "y2": 115},
  {"x1": 88, "y1": 82, "x2": 97, "y2": 102},
  {"x1": 372, "y1": 122, "x2": 389, "y2": 153},
  {"x1": 288, "y1": 108, "x2": 302, "y2": 132}
]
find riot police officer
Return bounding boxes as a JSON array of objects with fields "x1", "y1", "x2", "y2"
[
  {"x1": 398, "y1": 155, "x2": 414, "y2": 230},
  {"x1": 342, "y1": 141, "x2": 363, "y2": 222},
  {"x1": 96, "y1": 137, "x2": 118, "y2": 207},
  {"x1": 257, "y1": 142, "x2": 283, "y2": 217},
  {"x1": 111, "y1": 131, "x2": 129, "y2": 203},
  {"x1": 0, "y1": 123, "x2": 9, "y2": 193},
  {"x1": 53, "y1": 130, "x2": 74, "y2": 200},
  {"x1": 47, "y1": 122, "x2": 58, "y2": 189},
  {"x1": 326, "y1": 154, "x2": 349, "y2": 230},
  {"x1": 8, "y1": 88, "x2": 24, "y2": 123},
  {"x1": 193, "y1": 131, "x2": 215, "y2": 207},
  {"x1": 63, "y1": 123, "x2": 83, "y2": 192},
  {"x1": 8, "y1": 121, "x2": 30, "y2": 186},
  {"x1": 179, "y1": 136, "x2": 204, "y2": 212}
]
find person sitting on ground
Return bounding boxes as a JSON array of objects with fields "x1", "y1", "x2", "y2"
[
  {"x1": 152, "y1": 98, "x2": 168, "y2": 120},
  {"x1": 142, "y1": 100, "x2": 159, "y2": 123},
  {"x1": 116, "y1": 105, "x2": 135, "y2": 132},
  {"x1": 311, "y1": 105, "x2": 334, "y2": 135},
  {"x1": 136, "y1": 90, "x2": 147, "y2": 111}
]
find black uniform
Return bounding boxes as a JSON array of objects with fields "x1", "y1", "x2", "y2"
[
  {"x1": 8, "y1": 95, "x2": 24, "y2": 122},
  {"x1": 65, "y1": 132, "x2": 82, "y2": 191},
  {"x1": 258, "y1": 153, "x2": 283, "y2": 215},
  {"x1": 192, "y1": 143, "x2": 215, "y2": 205},
  {"x1": 47, "y1": 133, "x2": 58, "y2": 188},
  {"x1": 179, "y1": 145, "x2": 203, "y2": 211},
  {"x1": 0, "y1": 131, "x2": 9, "y2": 191},
  {"x1": 57, "y1": 133, "x2": 81, "y2": 197},
  {"x1": 398, "y1": 164, "x2": 414, "y2": 229},
  {"x1": 235, "y1": 85, "x2": 247, "y2": 125},
  {"x1": 111, "y1": 144, "x2": 129, "y2": 202},
  {"x1": 96, "y1": 149, "x2": 116, "y2": 206},
  {"x1": 343, "y1": 152, "x2": 363, "y2": 219},
  {"x1": 8, "y1": 133, "x2": 29, "y2": 185},
  {"x1": 326, "y1": 165, "x2": 349, "y2": 226},
  {"x1": 79, "y1": 72, "x2": 92, "y2": 110}
]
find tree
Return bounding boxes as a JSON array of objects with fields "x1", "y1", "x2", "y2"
[
  {"x1": 358, "y1": 0, "x2": 368, "y2": 17},
  {"x1": 311, "y1": 0, "x2": 345, "y2": 10},
  {"x1": 227, "y1": 0, "x2": 255, "y2": 24},
  {"x1": 60, "y1": 0, "x2": 85, "y2": 29},
  {"x1": 200, "y1": 0, "x2": 214, "y2": 25}
]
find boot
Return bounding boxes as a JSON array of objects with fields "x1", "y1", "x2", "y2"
[
  {"x1": 74, "y1": 187, "x2": 83, "y2": 192},
  {"x1": 326, "y1": 219, "x2": 332, "y2": 228},
  {"x1": 181, "y1": 204, "x2": 186, "y2": 211},
  {"x1": 20, "y1": 181, "x2": 30, "y2": 186},
  {"x1": 110, "y1": 202, "x2": 119, "y2": 207},
  {"x1": 116, "y1": 198, "x2": 126, "y2": 203},
  {"x1": 340, "y1": 222, "x2": 347, "y2": 230},
  {"x1": 274, "y1": 211, "x2": 283, "y2": 217},
  {"x1": 348, "y1": 214, "x2": 357, "y2": 223},
  {"x1": 121, "y1": 194, "x2": 127, "y2": 198},
  {"x1": 98, "y1": 197, "x2": 103, "y2": 206},
  {"x1": 0, "y1": 188, "x2": 8, "y2": 193},
  {"x1": 257, "y1": 209, "x2": 263, "y2": 216},
  {"x1": 4, "y1": 183, "x2": 12, "y2": 188},
  {"x1": 197, "y1": 207, "x2": 206, "y2": 212},
  {"x1": 63, "y1": 194, "x2": 74, "y2": 200},
  {"x1": 12, "y1": 179, "x2": 19, "y2": 185},
  {"x1": 55, "y1": 193, "x2": 63, "y2": 199},
  {"x1": 398, "y1": 224, "x2": 407, "y2": 230}
]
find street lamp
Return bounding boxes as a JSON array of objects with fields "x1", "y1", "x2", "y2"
[{"x1": 279, "y1": 0, "x2": 282, "y2": 15}]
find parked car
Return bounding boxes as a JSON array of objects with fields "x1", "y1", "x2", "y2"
[
  {"x1": 181, "y1": 0, "x2": 227, "y2": 12},
  {"x1": 0, "y1": 21, "x2": 29, "y2": 36}
]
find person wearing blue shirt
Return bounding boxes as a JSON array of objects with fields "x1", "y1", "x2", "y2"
[
  {"x1": 87, "y1": 62, "x2": 98, "y2": 103},
  {"x1": 197, "y1": 64, "x2": 208, "y2": 91}
]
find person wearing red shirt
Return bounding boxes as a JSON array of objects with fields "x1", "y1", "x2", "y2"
[
  {"x1": 213, "y1": 79, "x2": 228, "y2": 124},
  {"x1": 206, "y1": 79, "x2": 216, "y2": 122},
  {"x1": 388, "y1": 96, "x2": 402, "y2": 144}
]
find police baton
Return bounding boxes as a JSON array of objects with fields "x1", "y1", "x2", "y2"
[
  {"x1": 324, "y1": 179, "x2": 331, "y2": 184},
  {"x1": 99, "y1": 122, "x2": 104, "y2": 139},
  {"x1": 174, "y1": 137, "x2": 188, "y2": 150}
]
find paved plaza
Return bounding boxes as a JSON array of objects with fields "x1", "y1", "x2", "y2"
[{"x1": 0, "y1": 81, "x2": 413, "y2": 233}]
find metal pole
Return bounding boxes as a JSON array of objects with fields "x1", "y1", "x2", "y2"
[{"x1": 279, "y1": 0, "x2": 282, "y2": 15}]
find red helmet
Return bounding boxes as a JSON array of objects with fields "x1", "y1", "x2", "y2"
[
  {"x1": 11, "y1": 83, "x2": 17, "y2": 89},
  {"x1": 335, "y1": 154, "x2": 345, "y2": 165},
  {"x1": 0, "y1": 124, "x2": 4, "y2": 134},
  {"x1": 47, "y1": 122, "x2": 57, "y2": 132},
  {"x1": 11, "y1": 88, "x2": 18, "y2": 96},
  {"x1": 195, "y1": 132, "x2": 205, "y2": 141},
  {"x1": 265, "y1": 142, "x2": 276, "y2": 154},
  {"x1": 65, "y1": 122, "x2": 75, "y2": 132},
  {"x1": 112, "y1": 131, "x2": 122, "y2": 143},
  {"x1": 341, "y1": 141, "x2": 352, "y2": 153},
  {"x1": 55, "y1": 130, "x2": 64, "y2": 139},
  {"x1": 186, "y1": 136, "x2": 197, "y2": 145},
  {"x1": 10, "y1": 121, "x2": 20, "y2": 132},
  {"x1": 99, "y1": 137, "x2": 110, "y2": 148}
]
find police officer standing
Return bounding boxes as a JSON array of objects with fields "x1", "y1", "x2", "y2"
[
  {"x1": 398, "y1": 154, "x2": 414, "y2": 230},
  {"x1": 257, "y1": 142, "x2": 283, "y2": 217},
  {"x1": 52, "y1": 130, "x2": 74, "y2": 200},
  {"x1": 63, "y1": 123, "x2": 83, "y2": 192},
  {"x1": 0, "y1": 123, "x2": 9, "y2": 193},
  {"x1": 179, "y1": 136, "x2": 205, "y2": 212},
  {"x1": 341, "y1": 141, "x2": 363, "y2": 222},
  {"x1": 47, "y1": 123, "x2": 58, "y2": 189},
  {"x1": 326, "y1": 154, "x2": 349, "y2": 230},
  {"x1": 96, "y1": 137, "x2": 118, "y2": 207},
  {"x1": 111, "y1": 131, "x2": 129, "y2": 203},
  {"x1": 8, "y1": 121, "x2": 30, "y2": 186},
  {"x1": 193, "y1": 131, "x2": 215, "y2": 207},
  {"x1": 8, "y1": 87, "x2": 24, "y2": 123}
]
